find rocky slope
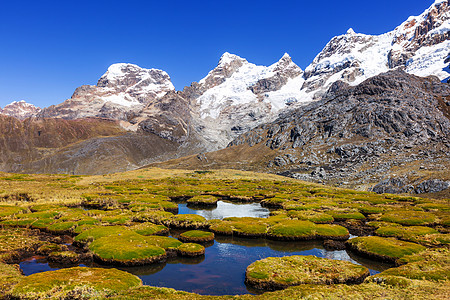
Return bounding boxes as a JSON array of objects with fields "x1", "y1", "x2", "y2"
[
  {"x1": 0, "y1": 101, "x2": 41, "y2": 120},
  {"x1": 0, "y1": 115, "x2": 192, "y2": 174},
  {"x1": 152, "y1": 70, "x2": 450, "y2": 196}
]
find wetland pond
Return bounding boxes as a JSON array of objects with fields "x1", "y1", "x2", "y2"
[
  {"x1": 19, "y1": 201, "x2": 393, "y2": 296},
  {"x1": 178, "y1": 200, "x2": 271, "y2": 220}
]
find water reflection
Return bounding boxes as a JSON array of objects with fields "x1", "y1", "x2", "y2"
[
  {"x1": 120, "y1": 236, "x2": 390, "y2": 295},
  {"x1": 178, "y1": 201, "x2": 270, "y2": 220},
  {"x1": 19, "y1": 237, "x2": 392, "y2": 296}
]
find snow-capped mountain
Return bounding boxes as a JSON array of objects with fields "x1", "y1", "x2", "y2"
[
  {"x1": 0, "y1": 100, "x2": 41, "y2": 120},
  {"x1": 33, "y1": 0, "x2": 449, "y2": 149},
  {"x1": 186, "y1": 52, "x2": 304, "y2": 149},
  {"x1": 303, "y1": 0, "x2": 449, "y2": 99},
  {"x1": 39, "y1": 63, "x2": 174, "y2": 121},
  {"x1": 1, "y1": 0, "x2": 447, "y2": 177}
]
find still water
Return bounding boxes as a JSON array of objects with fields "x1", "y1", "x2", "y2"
[
  {"x1": 178, "y1": 200, "x2": 271, "y2": 220},
  {"x1": 20, "y1": 236, "x2": 392, "y2": 296},
  {"x1": 19, "y1": 202, "x2": 392, "y2": 296}
]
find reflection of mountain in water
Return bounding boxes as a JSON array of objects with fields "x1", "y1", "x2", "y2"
[{"x1": 178, "y1": 201, "x2": 270, "y2": 220}]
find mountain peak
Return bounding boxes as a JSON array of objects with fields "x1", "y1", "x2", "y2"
[
  {"x1": 346, "y1": 28, "x2": 356, "y2": 35},
  {"x1": 0, "y1": 100, "x2": 41, "y2": 120},
  {"x1": 97, "y1": 63, "x2": 174, "y2": 92},
  {"x1": 105, "y1": 63, "x2": 141, "y2": 79},
  {"x1": 279, "y1": 53, "x2": 292, "y2": 61},
  {"x1": 218, "y1": 52, "x2": 247, "y2": 66},
  {"x1": 272, "y1": 53, "x2": 303, "y2": 75}
]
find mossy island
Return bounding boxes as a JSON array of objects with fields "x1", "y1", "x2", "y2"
[
  {"x1": 245, "y1": 255, "x2": 370, "y2": 291},
  {"x1": 9, "y1": 267, "x2": 142, "y2": 299},
  {"x1": 187, "y1": 195, "x2": 218, "y2": 207},
  {"x1": 178, "y1": 230, "x2": 215, "y2": 243}
]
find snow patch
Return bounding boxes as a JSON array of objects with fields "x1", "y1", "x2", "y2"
[
  {"x1": 100, "y1": 94, "x2": 142, "y2": 107},
  {"x1": 406, "y1": 40, "x2": 450, "y2": 80}
]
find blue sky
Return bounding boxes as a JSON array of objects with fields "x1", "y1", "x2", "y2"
[{"x1": 0, "y1": 0, "x2": 436, "y2": 108}]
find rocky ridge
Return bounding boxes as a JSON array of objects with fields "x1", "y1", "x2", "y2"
[
  {"x1": 302, "y1": 0, "x2": 450, "y2": 99},
  {"x1": 186, "y1": 52, "x2": 305, "y2": 150},
  {"x1": 227, "y1": 69, "x2": 450, "y2": 194}
]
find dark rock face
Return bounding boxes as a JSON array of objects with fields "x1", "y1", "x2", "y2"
[
  {"x1": 233, "y1": 70, "x2": 450, "y2": 148},
  {"x1": 415, "y1": 179, "x2": 450, "y2": 193},
  {"x1": 372, "y1": 178, "x2": 449, "y2": 194},
  {"x1": 250, "y1": 54, "x2": 303, "y2": 94},
  {"x1": 372, "y1": 177, "x2": 414, "y2": 194},
  {"x1": 230, "y1": 70, "x2": 450, "y2": 192},
  {"x1": 136, "y1": 91, "x2": 191, "y2": 143}
]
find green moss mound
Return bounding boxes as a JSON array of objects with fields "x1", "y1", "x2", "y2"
[
  {"x1": 166, "y1": 214, "x2": 208, "y2": 229},
  {"x1": 0, "y1": 206, "x2": 26, "y2": 218},
  {"x1": 130, "y1": 222, "x2": 169, "y2": 236},
  {"x1": 209, "y1": 221, "x2": 234, "y2": 235},
  {"x1": 368, "y1": 248, "x2": 450, "y2": 283},
  {"x1": 286, "y1": 210, "x2": 334, "y2": 223},
  {"x1": 267, "y1": 220, "x2": 349, "y2": 240},
  {"x1": 74, "y1": 225, "x2": 129, "y2": 244},
  {"x1": 315, "y1": 224, "x2": 350, "y2": 239},
  {"x1": 245, "y1": 255, "x2": 369, "y2": 291},
  {"x1": 327, "y1": 210, "x2": 366, "y2": 220},
  {"x1": 132, "y1": 210, "x2": 174, "y2": 224},
  {"x1": 108, "y1": 281, "x2": 450, "y2": 300},
  {"x1": 268, "y1": 220, "x2": 316, "y2": 240},
  {"x1": 89, "y1": 232, "x2": 168, "y2": 266},
  {"x1": 179, "y1": 230, "x2": 215, "y2": 243},
  {"x1": 177, "y1": 243, "x2": 205, "y2": 257},
  {"x1": 380, "y1": 210, "x2": 437, "y2": 226},
  {"x1": 346, "y1": 236, "x2": 426, "y2": 263},
  {"x1": 375, "y1": 225, "x2": 448, "y2": 246},
  {"x1": 230, "y1": 217, "x2": 268, "y2": 238},
  {"x1": 0, "y1": 262, "x2": 23, "y2": 294},
  {"x1": 187, "y1": 195, "x2": 218, "y2": 206},
  {"x1": 46, "y1": 221, "x2": 77, "y2": 234},
  {"x1": 9, "y1": 267, "x2": 141, "y2": 299}
]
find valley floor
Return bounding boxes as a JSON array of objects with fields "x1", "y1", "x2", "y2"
[{"x1": 0, "y1": 168, "x2": 448, "y2": 299}]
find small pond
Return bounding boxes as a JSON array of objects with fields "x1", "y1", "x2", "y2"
[
  {"x1": 178, "y1": 200, "x2": 271, "y2": 220},
  {"x1": 19, "y1": 201, "x2": 393, "y2": 296},
  {"x1": 20, "y1": 235, "x2": 393, "y2": 296}
]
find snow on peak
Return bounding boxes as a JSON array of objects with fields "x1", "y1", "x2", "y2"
[
  {"x1": 218, "y1": 52, "x2": 247, "y2": 66},
  {"x1": 1, "y1": 100, "x2": 41, "y2": 120},
  {"x1": 271, "y1": 53, "x2": 303, "y2": 74},
  {"x1": 281, "y1": 53, "x2": 291, "y2": 60},
  {"x1": 102, "y1": 63, "x2": 171, "y2": 83},
  {"x1": 5, "y1": 100, "x2": 38, "y2": 108},
  {"x1": 346, "y1": 28, "x2": 356, "y2": 35},
  {"x1": 435, "y1": 0, "x2": 447, "y2": 5}
]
